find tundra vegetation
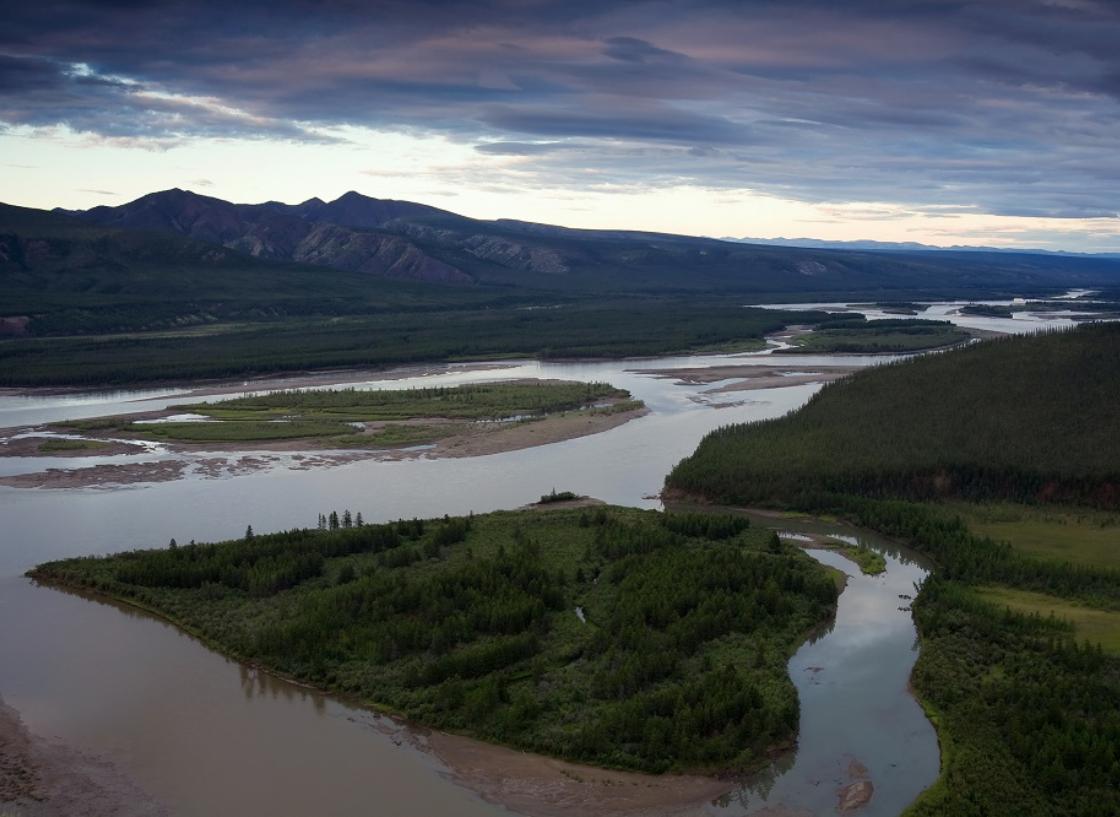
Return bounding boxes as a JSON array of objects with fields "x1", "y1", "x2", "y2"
[
  {"x1": 667, "y1": 323, "x2": 1120, "y2": 817},
  {"x1": 31, "y1": 508, "x2": 838, "y2": 775}
]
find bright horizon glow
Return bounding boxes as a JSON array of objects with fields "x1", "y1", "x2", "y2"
[{"x1": 4, "y1": 127, "x2": 1118, "y2": 253}]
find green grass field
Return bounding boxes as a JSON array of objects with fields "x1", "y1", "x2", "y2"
[
  {"x1": 37, "y1": 438, "x2": 111, "y2": 453},
  {"x1": 950, "y1": 503, "x2": 1120, "y2": 570},
  {"x1": 975, "y1": 585, "x2": 1120, "y2": 654}
]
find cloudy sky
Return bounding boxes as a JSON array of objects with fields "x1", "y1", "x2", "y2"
[{"x1": 2, "y1": 0, "x2": 1119, "y2": 250}]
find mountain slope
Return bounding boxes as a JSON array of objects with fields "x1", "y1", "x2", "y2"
[
  {"x1": 0, "y1": 203, "x2": 491, "y2": 335},
  {"x1": 67, "y1": 189, "x2": 469, "y2": 284}
]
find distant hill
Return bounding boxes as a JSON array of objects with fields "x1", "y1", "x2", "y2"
[
  {"x1": 56, "y1": 189, "x2": 1120, "y2": 297},
  {"x1": 668, "y1": 322, "x2": 1120, "y2": 509},
  {"x1": 725, "y1": 236, "x2": 1120, "y2": 258}
]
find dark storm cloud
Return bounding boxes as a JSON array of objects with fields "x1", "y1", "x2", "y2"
[{"x1": 1, "y1": 0, "x2": 1119, "y2": 218}]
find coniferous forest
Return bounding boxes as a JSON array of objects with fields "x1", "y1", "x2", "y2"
[
  {"x1": 670, "y1": 322, "x2": 1120, "y2": 509},
  {"x1": 667, "y1": 324, "x2": 1120, "y2": 817},
  {"x1": 31, "y1": 507, "x2": 837, "y2": 775}
]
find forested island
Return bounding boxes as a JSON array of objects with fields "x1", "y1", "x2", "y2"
[
  {"x1": 30, "y1": 507, "x2": 838, "y2": 775},
  {"x1": 667, "y1": 322, "x2": 1120, "y2": 817},
  {"x1": 958, "y1": 304, "x2": 1015, "y2": 318},
  {"x1": 779, "y1": 317, "x2": 970, "y2": 354}
]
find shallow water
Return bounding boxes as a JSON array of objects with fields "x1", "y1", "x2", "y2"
[
  {"x1": 0, "y1": 300, "x2": 1083, "y2": 816},
  {"x1": 711, "y1": 519, "x2": 938, "y2": 817}
]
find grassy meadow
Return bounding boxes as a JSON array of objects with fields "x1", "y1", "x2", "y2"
[{"x1": 55, "y1": 381, "x2": 636, "y2": 447}]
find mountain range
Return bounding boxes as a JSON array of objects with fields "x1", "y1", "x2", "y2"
[
  {"x1": 33, "y1": 188, "x2": 1120, "y2": 296},
  {"x1": 3, "y1": 187, "x2": 1120, "y2": 340}
]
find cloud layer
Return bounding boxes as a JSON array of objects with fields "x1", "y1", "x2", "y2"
[{"x1": 2, "y1": 0, "x2": 1119, "y2": 220}]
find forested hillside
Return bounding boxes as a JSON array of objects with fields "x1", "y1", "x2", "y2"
[
  {"x1": 31, "y1": 507, "x2": 837, "y2": 775},
  {"x1": 669, "y1": 323, "x2": 1120, "y2": 509},
  {"x1": 666, "y1": 325, "x2": 1120, "y2": 817},
  {"x1": 0, "y1": 202, "x2": 504, "y2": 336}
]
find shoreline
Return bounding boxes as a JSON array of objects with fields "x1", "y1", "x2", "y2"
[
  {"x1": 0, "y1": 696, "x2": 165, "y2": 817},
  {"x1": 427, "y1": 730, "x2": 736, "y2": 817},
  {"x1": 24, "y1": 549, "x2": 822, "y2": 817},
  {"x1": 0, "y1": 361, "x2": 524, "y2": 401}
]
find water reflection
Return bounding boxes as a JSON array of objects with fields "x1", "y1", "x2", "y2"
[
  {"x1": 708, "y1": 515, "x2": 938, "y2": 817},
  {"x1": 237, "y1": 664, "x2": 326, "y2": 715}
]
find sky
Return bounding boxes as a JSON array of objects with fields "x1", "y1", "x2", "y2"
[{"x1": 2, "y1": 0, "x2": 1119, "y2": 251}]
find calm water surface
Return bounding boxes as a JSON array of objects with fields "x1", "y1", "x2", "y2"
[
  {"x1": 712, "y1": 518, "x2": 937, "y2": 817},
  {"x1": 0, "y1": 301, "x2": 1083, "y2": 815}
]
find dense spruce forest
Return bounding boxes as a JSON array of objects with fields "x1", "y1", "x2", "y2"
[
  {"x1": 0, "y1": 300, "x2": 829, "y2": 386},
  {"x1": 30, "y1": 507, "x2": 838, "y2": 774},
  {"x1": 666, "y1": 324, "x2": 1120, "y2": 817},
  {"x1": 780, "y1": 316, "x2": 970, "y2": 353},
  {"x1": 670, "y1": 323, "x2": 1120, "y2": 509}
]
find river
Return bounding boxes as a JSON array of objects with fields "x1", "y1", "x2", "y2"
[{"x1": 0, "y1": 297, "x2": 1089, "y2": 816}]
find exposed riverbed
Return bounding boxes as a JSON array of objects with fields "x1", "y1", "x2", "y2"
[{"x1": 0, "y1": 298, "x2": 1090, "y2": 816}]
